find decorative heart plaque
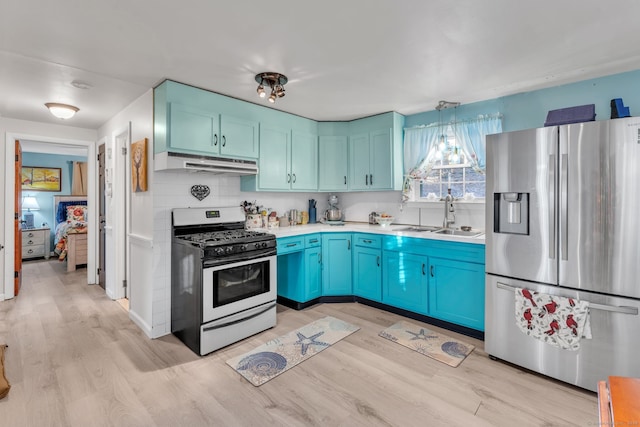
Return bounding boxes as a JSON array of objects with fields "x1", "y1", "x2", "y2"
[{"x1": 190, "y1": 185, "x2": 210, "y2": 201}]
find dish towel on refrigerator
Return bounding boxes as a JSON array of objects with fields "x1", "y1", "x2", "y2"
[{"x1": 515, "y1": 288, "x2": 591, "y2": 351}]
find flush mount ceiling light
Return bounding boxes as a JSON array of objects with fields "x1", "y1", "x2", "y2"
[
  {"x1": 45, "y1": 102, "x2": 79, "y2": 119},
  {"x1": 255, "y1": 72, "x2": 288, "y2": 104}
]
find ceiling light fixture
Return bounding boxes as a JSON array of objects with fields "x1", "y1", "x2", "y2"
[
  {"x1": 45, "y1": 103, "x2": 79, "y2": 119},
  {"x1": 255, "y1": 72, "x2": 287, "y2": 103},
  {"x1": 434, "y1": 100, "x2": 462, "y2": 165}
]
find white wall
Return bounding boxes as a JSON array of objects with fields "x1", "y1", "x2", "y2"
[
  {"x1": 1, "y1": 117, "x2": 97, "y2": 300},
  {"x1": 97, "y1": 89, "x2": 155, "y2": 336}
]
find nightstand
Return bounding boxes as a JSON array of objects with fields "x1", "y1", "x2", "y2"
[{"x1": 22, "y1": 227, "x2": 50, "y2": 260}]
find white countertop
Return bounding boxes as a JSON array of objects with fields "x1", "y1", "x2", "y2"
[{"x1": 260, "y1": 222, "x2": 485, "y2": 245}]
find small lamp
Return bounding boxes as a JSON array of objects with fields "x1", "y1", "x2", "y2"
[{"x1": 22, "y1": 195, "x2": 40, "y2": 229}]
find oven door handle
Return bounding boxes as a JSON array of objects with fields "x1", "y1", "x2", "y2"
[{"x1": 202, "y1": 302, "x2": 277, "y2": 332}]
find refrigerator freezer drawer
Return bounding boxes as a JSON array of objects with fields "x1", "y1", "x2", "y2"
[{"x1": 485, "y1": 274, "x2": 640, "y2": 392}]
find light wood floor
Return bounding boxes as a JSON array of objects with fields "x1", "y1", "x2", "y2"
[{"x1": 0, "y1": 259, "x2": 597, "y2": 426}]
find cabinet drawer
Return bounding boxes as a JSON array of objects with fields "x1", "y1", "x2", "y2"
[
  {"x1": 23, "y1": 230, "x2": 45, "y2": 245},
  {"x1": 22, "y1": 246, "x2": 45, "y2": 258},
  {"x1": 277, "y1": 236, "x2": 305, "y2": 254},
  {"x1": 355, "y1": 234, "x2": 381, "y2": 249},
  {"x1": 305, "y1": 234, "x2": 321, "y2": 248}
]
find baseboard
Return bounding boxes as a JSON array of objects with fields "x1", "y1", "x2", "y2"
[{"x1": 128, "y1": 309, "x2": 153, "y2": 338}]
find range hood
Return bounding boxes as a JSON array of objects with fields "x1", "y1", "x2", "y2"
[{"x1": 154, "y1": 152, "x2": 258, "y2": 175}]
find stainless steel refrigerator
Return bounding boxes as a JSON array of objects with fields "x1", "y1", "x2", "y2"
[{"x1": 485, "y1": 117, "x2": 640, "y2": 392}]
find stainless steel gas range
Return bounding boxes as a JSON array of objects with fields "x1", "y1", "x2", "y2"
[{"x1": 171, "y1": 207, "x2": 277, "y2": 356}]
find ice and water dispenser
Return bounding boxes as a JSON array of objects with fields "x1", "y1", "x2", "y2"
[{"x1": 493, "y1": 192, "x2": 529, "y2": 235}]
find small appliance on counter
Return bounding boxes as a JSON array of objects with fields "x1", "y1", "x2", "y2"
[
  {"x1": 325, "y1": 194, "x2": 343, "y2": 225},
  {"x1": 369, "y1": 212, "x2": 378, "y2": 224}
]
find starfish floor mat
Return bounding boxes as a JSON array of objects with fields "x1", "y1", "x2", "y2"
[
  {"x1": 226, "y1": 316, "x2": 359, "y2": 386},
  {"x1": 379, "y1": 320, "x2": 474, "y2": 367}
]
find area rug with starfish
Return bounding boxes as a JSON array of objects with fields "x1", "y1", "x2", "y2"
[
  {"x1": 226, "y1": 316, "x2": 359, "y2": 386},
  {"x1": 379, "y1": 320, "x2": 474, "y2": 367}
]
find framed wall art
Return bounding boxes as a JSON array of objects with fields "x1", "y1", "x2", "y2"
[
  {"x1": 131, "y1": 138, "x2": 148, "y2": 192},
  {"x1": 21, "y1": 166, "x2": 62, "y2": 192}
]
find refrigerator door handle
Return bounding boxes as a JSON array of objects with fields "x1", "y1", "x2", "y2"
[
  {"x1": 496, "y1": 282, "x2": 639, "y2": 315},
  {"x1": 549, "y1": 154, "x2": 556, "y2": 259},
  {"x1": 560, "y1": 154, "x2": 569, "y2": 261}
]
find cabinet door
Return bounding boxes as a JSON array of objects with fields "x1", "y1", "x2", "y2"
[
  {"x1": 353, "y1": 246, "x2": 382, "y2": 301},
  {"x1": 382, "y1": 251, "x2": 428, "y2": 315},
  {"x1": 220, "y1": 115, "x2": 258, "y2": 159},
  {"x1": 369, "y1": 128, "x2": 393, "y2": 190},
  {"x1": 291, "y1": 131, "x2": 318, "y2": 190},
  {"x1": 349, "y1": 133, "x2": 371, "y2": 190},
  {"x1": 429, "y1": 258, "x2": 485, "y2": 331},
  {"x1": 322, "y1": 233, "x2": 352, "y2": 295},
  {"x1": 258, "y1": 126, "x2": 290, "y2": 190},
  {"x1": 305, "y1": 246, "x2": 322, "y2": 301},
  {"x1": 169, "y1": 103, "x2": 219, "y2": 153},
  {"x1": 318, "y1": 136, "x2": 348, "y2": 191}
]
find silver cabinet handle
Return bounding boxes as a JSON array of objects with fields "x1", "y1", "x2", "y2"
[
  {"x1": 214, "y1": 134, "x2": 218, "y2": 146},
  {"x1": 370, "y1": 174, "x2": 373, "y2": 186},
  {"x1": 548, "y1": 154, "x2": 556, "y2": 260},
  {"x1": 222, "y1": 135, "x2": 226, "y2": 147},
  {"x1": 365, "y1": 175, "x2": 368, "y2": 185},
  {"x1": 363, "y1": 239, "x2": 372, "y2": 244},
  {"x1": 344, "y1": 176, "x2": 347, "y2": 185},
  {"x1": 309, "y1": 239, "x2": 318, "y2": 244},
  {"x1": 292, "y1": 174, "x2": 296, "y2": 183},
  {"x1": 495, "y1": 282, "x2": 639, "y2": 315},
  {"x1": 286, "y1": 243, "x2": 297, "y2": 247},
  {"x1": 560, "y1": 154, "x2": 568, "y2": 261},
  {"x1": 287, "y1": 174, "x2": 291, "y2": 183}
]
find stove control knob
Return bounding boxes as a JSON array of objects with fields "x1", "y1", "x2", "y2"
[
  {"x1": 255, "y1": 243, "x2": 261, "y2": 249},
  {"x1": 215, "y1": 248, "x2": 225, "y2": 255},
  {"x1": 225, "y1": 246, "x2": 234, "y2": 254},
  {"x1": 262, "y1": 242, "x2": 269, "y2": 248},
  {"x1": 240, "y1": 245, "x2": 247, "y2": 252}
]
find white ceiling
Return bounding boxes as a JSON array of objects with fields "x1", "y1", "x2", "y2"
[{"x1": 2, "y1": 0, "x2": 640, "y2": 130}]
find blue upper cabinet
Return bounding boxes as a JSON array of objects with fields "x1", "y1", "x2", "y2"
[
  {"x1": 220, "y1": 115, "x2": 258, "y2": 158},
  {"x1": 256, "y1": 125, "x2": 291, "y2": 190},
  {"x1": 246, "y1": 126, "x2": 318, "y2": 191},
  {"x1": 318, "y1": 135, "x2": 349, "y2": 191},
  {"x1": 348, "y1": 112, "x2": 405, "y2": 191},
  {"x1": 168, "y1": 103, "x2": 219, "y2": 153},
  {"x1": 290, "y1": 131, "x2": 318, "y2": 190},
  {"x1": 154, "y1": 82, "x2": 259, "y2": 159}
]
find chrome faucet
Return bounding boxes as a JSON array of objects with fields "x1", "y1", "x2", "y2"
[{"x1": 443, "y1": 189, "x2": 456, "y2": 228}]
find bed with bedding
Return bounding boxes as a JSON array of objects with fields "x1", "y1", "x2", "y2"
[{"x1": 53, "y1": 195, "x2": 88, "y2": 272}]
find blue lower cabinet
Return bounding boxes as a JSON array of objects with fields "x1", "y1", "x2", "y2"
[
  {"x1": 428, "y1": 257, "x2": 485, "y2": 331},
  {"x1": 322, "y1": 233, "x2": 352, "y2": 295},
  {"x1": 382, "y1": 250, "x2": 428, "y2": 315},
  {"x1": 305, "y1": 246, "x2": 322, "y2": 301},
  {"x1": 353, "y1": 246, "x2": 382, "y2": 301}
]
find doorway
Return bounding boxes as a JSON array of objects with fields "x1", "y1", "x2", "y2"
[{"x1": 3, "y1": 133, "x2": 97, "y2": 300}]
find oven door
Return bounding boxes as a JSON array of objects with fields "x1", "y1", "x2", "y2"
[{"x1": 202, "y1": 254, "x2": 277, "y2": 323}]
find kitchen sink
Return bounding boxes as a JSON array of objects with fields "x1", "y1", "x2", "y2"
[
  {"x1": 433, "y1": 228, "x2": 483, "y2": 237},
  {"x1": 394, "y1": 225, "x2": 441, "y2": 232}
]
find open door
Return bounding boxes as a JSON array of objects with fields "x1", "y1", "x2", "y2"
[
  {"x1": 14, "y1": 140, "x2": 22, "y2": 296},
  {"x1": 98, "y1": 144, "x2": 106, "y2": 288}
]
